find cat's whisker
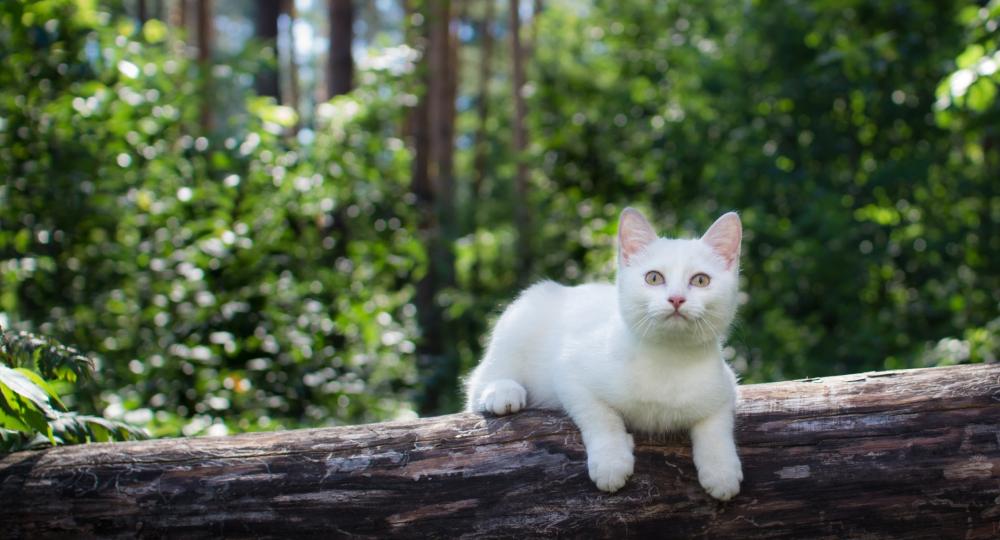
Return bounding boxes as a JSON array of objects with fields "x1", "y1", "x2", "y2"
[
  {"x1": 703, "y1": 316, "x2": 722, "y2": 339},
  {"x1": 637, "y1": 313, "x2": 656, "y2": 340},
  {"x1": 696, "y1": 318, "x2": 714, "y2": 340},
  {"x1": 695, "y1": 318, "x2": 712, "y2": 341}
]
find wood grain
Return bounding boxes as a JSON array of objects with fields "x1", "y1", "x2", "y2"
[{"x1": 2, "y1": 363, "x2": 999, "y2": 538}]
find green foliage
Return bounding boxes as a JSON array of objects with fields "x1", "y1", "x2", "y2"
[
  {"x1": 936, "y1": 1, "x2": 1000, "y2": 119},
  {"x1": 0, "y1": 0, "x2": 996, "y2": 441},
  {"x1": 0, "y1": 327, "x2": 145, "y2": 452},
  {"x1": 528, "y1": 0, "x2": 998, "y2": 381},
  {"x1": 1, "y1": 0, "x2": 421, "y2": 437}
]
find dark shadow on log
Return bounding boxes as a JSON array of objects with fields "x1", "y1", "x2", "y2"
[{"x1": 2, "y1": 364, "x2": 999, "y2": 538}]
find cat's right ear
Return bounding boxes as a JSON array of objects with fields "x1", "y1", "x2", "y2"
[
  {"x1": 618, "y1": 207, "x2": 657, "y2": 266},
  {"x1": 701, "y1": 212, "x2": 742, "y2": 270}
]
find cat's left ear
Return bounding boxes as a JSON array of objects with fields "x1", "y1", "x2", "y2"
[{"x1": 701, "y1": 212, "x2": 742, "y2": 269}]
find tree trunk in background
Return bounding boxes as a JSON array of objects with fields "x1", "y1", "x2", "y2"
[
  {"x1": 327, "y1": 0, "x2": 355, "y2": 98},
  {"x1": 4, "y1": 364, "x2": 998, "y2": 537},
  {"x1": 196, "y1": 0, "x2": 213, "y2": 132},
  {"x1": 408, "y1": 0, "x2": 459, "y2": 415},
  {"x1": 470, "y1": 0, "x2": 495, "y2": 288},
  {"x1": 168, "y1": 0, "x2": 186, "y2": 31},
  {"x1": 429, "y1": 0, "x2": 457, "y2": 252},
  {"x1": 281, "y1": 0, "x2": 300, "y2": 116},
  {"x1": 531, "y1": 0, "x2": 543, "y2": 50},
  {"x1": 510, "y1": 0, "x2": 532, "y2": 284},
  {"x1": 254, "y1": 0, "x2": 281, "y2": 99},
  {"x1": 138, "y1": 0, "x2": 148, "y2": 23}
]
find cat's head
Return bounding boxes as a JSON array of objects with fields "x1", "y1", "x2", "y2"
[{"x1": 616, "y1": 208, "x2": 742, "y2": 345}]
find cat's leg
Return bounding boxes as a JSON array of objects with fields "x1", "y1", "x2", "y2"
[
  {"x1": 558, "y1": 382, "x2": 634, "y2": 493},
  {"x1": 690, "y1": 407, "x2": 743, "y2": 500},
  {"x1": 464, "y1": 346, "x2": 527, "y2": 415},
  {"x1": 466, "y1": 281, "x2": 566, "y2": 415}
]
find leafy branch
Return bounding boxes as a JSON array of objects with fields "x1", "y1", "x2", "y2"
[{"x1": 0, "y1": 326, "x2": 146, "y2": 453}]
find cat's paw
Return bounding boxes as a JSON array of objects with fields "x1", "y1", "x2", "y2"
[
  {"x1": 478, "y1": 379, "x2": 527, "y2": 416},
  {"x1": 587, "y1": 435, "x2": 635, "y2": 493},
  {"x1": 696, "y1": 457, "x2": 743, "y2": 501}
]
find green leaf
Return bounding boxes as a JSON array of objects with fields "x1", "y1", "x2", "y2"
[
  {"x1": 957, "y1": 44, "x2": 985, "y2": 69},
  {"x1": 0, "y1": 365, "x2": 57, "y2": 416},
  {"x1": 13, "y1": 368, "x2": 66, "y2": 411},
  {"x1": 0, "y1": 403, "x2": 33, "y2": 433},
  {"x1": 966, "y1": 77, "x2": 997, "y2": 112}
]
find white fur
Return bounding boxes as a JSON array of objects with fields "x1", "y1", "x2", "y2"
[{"x1": 465, "y1": 208, "x2": 744, "y2": 500}]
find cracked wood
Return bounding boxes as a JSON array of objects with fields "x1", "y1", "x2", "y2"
[{"x1": 1, "y1": 363, "x2": 999, "y2": 538}]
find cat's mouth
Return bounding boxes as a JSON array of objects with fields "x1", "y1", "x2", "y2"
[{"x1": 665, "y1": 311, "x2": 688, "y2": 321}]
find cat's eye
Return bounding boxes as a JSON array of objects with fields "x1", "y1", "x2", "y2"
[
  {"x1": 644, "y1": 271, "x2": 665, "y2": 285},
  {"x1": 690, "y1": 273, "x2": 711, "y2": 287}
]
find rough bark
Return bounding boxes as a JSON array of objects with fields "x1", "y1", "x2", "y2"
[{"x1": 2, "y1": 363, "x2": 999, "y2": 538}]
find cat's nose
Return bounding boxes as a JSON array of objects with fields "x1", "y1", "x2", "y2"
[{"x1": 668, "y1": 296, "x2": 686, "y2": 309}]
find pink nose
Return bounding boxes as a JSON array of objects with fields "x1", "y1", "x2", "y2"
[{"x1": 668, "y1": 296, "x2": 686, "y2": 309}]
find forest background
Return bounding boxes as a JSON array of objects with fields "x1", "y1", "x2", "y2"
[{"x1": 1, "y1": 0, "x2": 997, "y2": 445}]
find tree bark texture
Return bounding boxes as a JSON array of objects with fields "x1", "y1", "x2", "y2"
[{"x1": 2, "y1": 363, "x2": 998, "y2": 538}]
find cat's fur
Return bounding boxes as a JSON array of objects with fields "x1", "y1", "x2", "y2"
[{"x1": 465, "y1": 208, "x2": 743, "y2": 500}]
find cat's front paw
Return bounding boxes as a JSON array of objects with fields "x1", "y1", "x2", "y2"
[
  {"x1": 478, "y1": 379, "x2": 527, "y2": 416},
  {"x1": 587, "y1": 435, "x2": 635, "y2": 493},
  {"x1": 697, "y1": 458, "x2": 743, "y2": 501}
]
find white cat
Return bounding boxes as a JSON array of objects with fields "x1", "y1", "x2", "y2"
[{"x1": 465, "y1": 207, "x2": 743, "y2": 500}]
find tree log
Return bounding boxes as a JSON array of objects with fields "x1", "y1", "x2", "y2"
[{"x1": 2, "y1": 364, "x2": 999, "y2": 538}]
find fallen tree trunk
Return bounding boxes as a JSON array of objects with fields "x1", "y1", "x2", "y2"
[{"x1": 2, "y1": 364, "x2": 999, "y2": 538}]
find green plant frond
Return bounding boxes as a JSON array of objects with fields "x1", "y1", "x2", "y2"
[
  {"x1": 0, "y1": 328, "x2": 95, "y2": 383},
  {"x1": 49, "y1": 413, "x2": 148, "y2": 444},
  {"x1": 12, "y1": 368, "x2": 67, "y2": 411},
  {"x1": 0, "y1": 365, "x2": 59, "y2": 417},
  {"x1": 0, "y1": 327, "x2": 144, "y2": 451}
]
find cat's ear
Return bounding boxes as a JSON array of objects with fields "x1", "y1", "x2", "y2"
[
  {"x1": 618, "y1": 207, "x2": 657, "y2": 265},
  {"x1": 701, "y1": 212, "x2": 742, "y2": 269}
]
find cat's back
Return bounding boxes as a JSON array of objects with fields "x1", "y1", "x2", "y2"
[
  {"x1": 558, "y1": 281, "x2": 618, "y2": 332},
  {"x1": 498, "y1": 280, "x2": 616, "y2": 337}
]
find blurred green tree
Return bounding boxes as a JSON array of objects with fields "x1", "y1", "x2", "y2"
[
  {"x1": 528, "y1": 0, "x2": 998, "y2": 381},
  {"x1": 1, "y1": 0, "x2": 423, "y2": 436},
  {"x1": 0, "y1": 0, "x2": 995, "y2": 440}
]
